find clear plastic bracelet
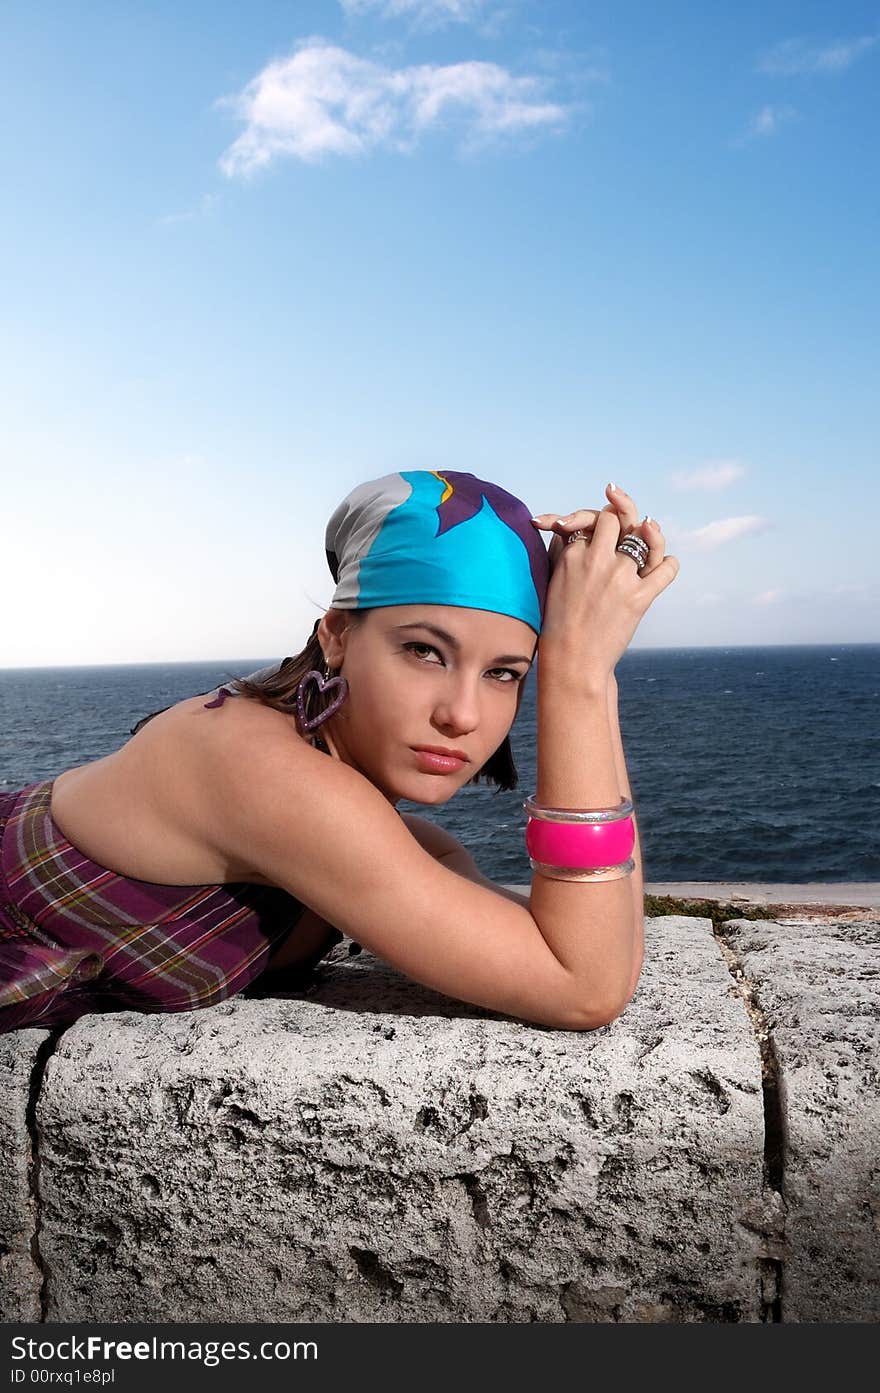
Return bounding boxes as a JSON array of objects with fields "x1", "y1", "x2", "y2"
[
  {"x1": 527, "y1": 856, "x2": 636, "y2": 883},
  {"x1": 522, "y1": 796, "x2": 634, "y2": 823}
]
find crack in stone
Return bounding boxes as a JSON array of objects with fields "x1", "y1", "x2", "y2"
[
  {"x1": 711, "y1": 921, "x2": 786, "y2": 1323},
  {"x1": 24, "y1": 1027, "x2": 67, "y2": 1322}
]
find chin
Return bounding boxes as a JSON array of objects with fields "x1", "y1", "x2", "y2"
[{"x1": 408, "y1": 778, "x2": 462, "y2": 806}]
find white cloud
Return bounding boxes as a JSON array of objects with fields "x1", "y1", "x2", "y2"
[
  {"x1": 217, "y1": 38, "x2": 572, "y2": 174},
  {"x1": 341, "y1": 0, "x2": 493, "y2": 25},
  {"x1": 746, "y1": 103, "x2": 799, "y2": 140},
  {"x1": 753, "y1": 589, "x2": 785, "y2": 606},
  {"x1": 695, "y1": 592, "x2": 723, "y2": 606},
  {"x1": 729, "y1": 103, "x2": 799, "y2": 147},
  {"x1": 670, "y1": 459, "x2": 747, "y2": 491},
  {"x1": 682, "y1": 516, "x2": 773, "y2": 551},
  {"x1": 757, "y1": 34, "x2": 879, "y2": 75}
]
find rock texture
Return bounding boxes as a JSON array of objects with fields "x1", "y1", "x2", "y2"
[
  {"x1": 31, "y1": 915, "x2": 766, "y2": 1323},
  {"x1": 719, "y1": 916, "x2": 880, "y2": 1322},
  {"x1": 0, "y1": 1030, "x2": 49, "y2": 1321},
  {"x1": 2, "y1": 911, "x2": 877, "y2": 1324}
]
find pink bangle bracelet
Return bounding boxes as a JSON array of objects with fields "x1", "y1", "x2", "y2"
[
  {"x1": 523, "y1": 795, "x2": 635, "y2": 877},
  {"x1": 526, "y1": 816, "x2": 635, "y2": 869}
]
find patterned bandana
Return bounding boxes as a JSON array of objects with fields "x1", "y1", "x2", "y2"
[{"x1": 324, "y1": 470, "x2": 550, "y2": 635}]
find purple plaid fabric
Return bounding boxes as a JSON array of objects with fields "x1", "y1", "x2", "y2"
[{"x1": 0, "y1": 779, "x2": 314, "y2": 1034}]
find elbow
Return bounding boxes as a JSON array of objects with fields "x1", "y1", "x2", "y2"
[
  {"x1": 565, "y1": 975, "x2": 641, "y2": 1033},
  {"x1": 562, "y1": 996, "x2": 627, "y2": 1033},
  {"x1": 580, "y1": 913, "x2": 645, "y2": 1029},
  {"x1": 604, "y1": 965, "x2": 643, "y2": 1024},
  {"x1": 549, "y1": 914, "x2": 645, "y2": 1032}
]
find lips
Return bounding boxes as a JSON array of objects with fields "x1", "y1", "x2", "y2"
[
  {"x1": 410, "y1": 746, "x2": 469, "y2": 774},
  {"x1": 411, "y1": 745, "x2": 470, "y2": 762}
]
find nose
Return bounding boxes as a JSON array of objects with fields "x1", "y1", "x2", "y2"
[{"x1": 430, "y1": 674, "x2": 482, "y2": 738}]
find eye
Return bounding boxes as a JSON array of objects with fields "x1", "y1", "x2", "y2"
[
  {"x1": 403, "y1": 641, "x2": 443, "y2": 665},
  {"x1": 403, "y1": 640, "x2": 523, "y2": 685}
]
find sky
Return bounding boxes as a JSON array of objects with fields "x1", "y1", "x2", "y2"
[{"x1": 2, "y1": 0, "x2": 878, "y2": 667}]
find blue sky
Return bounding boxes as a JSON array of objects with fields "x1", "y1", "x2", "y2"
[{"x1": 2, "y1": 0, "x2": 878, "y2": 666}]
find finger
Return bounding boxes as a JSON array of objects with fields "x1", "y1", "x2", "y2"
[
  {"x1": 640, "y1": 552, "x2": 680, "y2": 599},
  {"x1": 548, "y1": 508, "x2": 602, "y2": 540},
  {"x1": 636, "y1": 516, "x2": 665, "y2": 576},
  {"x1": 590, "y1": 508, "x2": 628, "y2": 550},
  {"x1": 530, "y1": 511, "x2": 599, "y2": 531},
  {"x1": 530, "y1": 511, "x2": 603, "y2": 545},
  {"x1": 604, "y1": 483, "x2": 641, "y2": 535},
  {"x1": 613, "y1": 516, "x2": 666, "y2": 579}
]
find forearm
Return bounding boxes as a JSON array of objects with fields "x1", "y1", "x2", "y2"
[
  {"x1": 528, "y1": 648, "x2": 639, "y2": 1019},
  {"x1": 606, "y1": 674, "x2": 645, "y2": 1000}
]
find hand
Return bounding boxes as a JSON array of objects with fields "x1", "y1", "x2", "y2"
[
  {"x1": 530, "y1": 483, "x2": 666, "y2": 579},
  {"x1": 527, "y1": 483, "x2": 679, "y2": 684}
]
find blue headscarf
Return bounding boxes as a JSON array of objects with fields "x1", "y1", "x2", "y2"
[{"x1": 325, "y1": 470, "x2": 550, "y2": 635}]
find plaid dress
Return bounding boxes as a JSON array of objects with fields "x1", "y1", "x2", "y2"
[{"x1": 0, "y1": 761, "x2": 339, "y2": 1035}]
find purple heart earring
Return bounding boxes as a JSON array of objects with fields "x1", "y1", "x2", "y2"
[{"x1": 294, "y1": 659, "x2": 350, "y2": 733}]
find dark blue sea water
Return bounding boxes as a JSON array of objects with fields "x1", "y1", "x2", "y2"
[{"x1": 1, "y1": 645, "x2": 877, "y2": 884}]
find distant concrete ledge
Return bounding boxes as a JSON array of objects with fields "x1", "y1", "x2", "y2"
[
  {"x1": 1, "y1": 911, "x2": 877, "y2": 1324},
  {"x1": 643, "y1": 881, "x2": 880, "y2": 910}
]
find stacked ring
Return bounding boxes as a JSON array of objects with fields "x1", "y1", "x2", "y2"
[
  {"x1": 616, "y1": 534, "x2": 650, "y2": 570},
  {"x1": 565, "y1": 528, "x2": 650, "y2": 572}
]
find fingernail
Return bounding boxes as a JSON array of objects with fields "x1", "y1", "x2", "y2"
[{"x1": 607, "y1": 482, "x2": 617, "y2": 492}]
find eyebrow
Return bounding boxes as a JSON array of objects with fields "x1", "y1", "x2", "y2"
[{"x1": 392, "y1": 622, "x2": 534, "y2": 666}]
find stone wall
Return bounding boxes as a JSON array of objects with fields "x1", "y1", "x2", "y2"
[{"x1": 1, "y1": 911, "x2": 877, "y2": 1324}]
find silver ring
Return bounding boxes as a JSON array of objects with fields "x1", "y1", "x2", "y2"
[
  {"x1": 564, "y1": 525, "x2": 650, "y2": 572},
  {"x1": 617, "y1": 549, "x2": 647, "y2": 570},
  {"x1": 616, "y1": 534, "x2": 649, "y2": 572}
]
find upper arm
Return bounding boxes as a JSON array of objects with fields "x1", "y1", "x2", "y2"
[
  {"x1": 198, "y1": 738, "x2": 606, "y2": 1031},
  {"x1": 401, "y1": 814, "x2": 531, "y2": 910}
]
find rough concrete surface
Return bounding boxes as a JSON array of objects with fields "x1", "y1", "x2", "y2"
[
  {"x1": 719, "y1": 916, "x2": 880, "y2": 1322},
  {"x1": 31, "y1": 915, "x2": 769, "y2": 1323},
  {"x1": 0, "y1": 1030, "x2": 49, "y2": 1321}
]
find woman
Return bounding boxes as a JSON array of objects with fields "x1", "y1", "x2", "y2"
[{"x1": 0, "y1": 471, "x2": 677, "y2": 1035}]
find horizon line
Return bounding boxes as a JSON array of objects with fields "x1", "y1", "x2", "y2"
[{"x1": 2, "y1": 640, "x2": 878, "y2": 672}]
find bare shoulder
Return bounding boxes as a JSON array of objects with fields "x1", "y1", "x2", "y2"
[
  {"x1": 146, "y1": 688, "x2": 309, "y2": 841},
  {"x1": 136, "y1": 684, "x2": 297, "y2": 764},
  {"x1": 50, "y1": 688, "x2": 294, "y2": 887},
  {"x1": 186, "y1": 693, "x2": 409, "y2": 871}
]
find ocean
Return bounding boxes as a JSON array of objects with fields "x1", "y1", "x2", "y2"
[{"x1": 1, "y1": 644, "x2": 877, "y2": 885}]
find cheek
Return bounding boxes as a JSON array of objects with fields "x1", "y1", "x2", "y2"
[
  {"x1": 502, "y1": 691, "x2": 522, "y2": 727},
  {"x1": 496, "y1": 685, "x2": 524, "y2": 734},
  {"x1": 347, "y1": 661, "x2": 414, "y2": 723}
]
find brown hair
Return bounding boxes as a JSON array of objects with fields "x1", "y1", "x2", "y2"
[{"x1": 226, "y1": 609, "x2": 521, "y2": 792}]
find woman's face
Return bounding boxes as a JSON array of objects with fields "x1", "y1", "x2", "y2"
[{"x1": 319, "y1": 604, "x2": 537, "y2": 805}]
